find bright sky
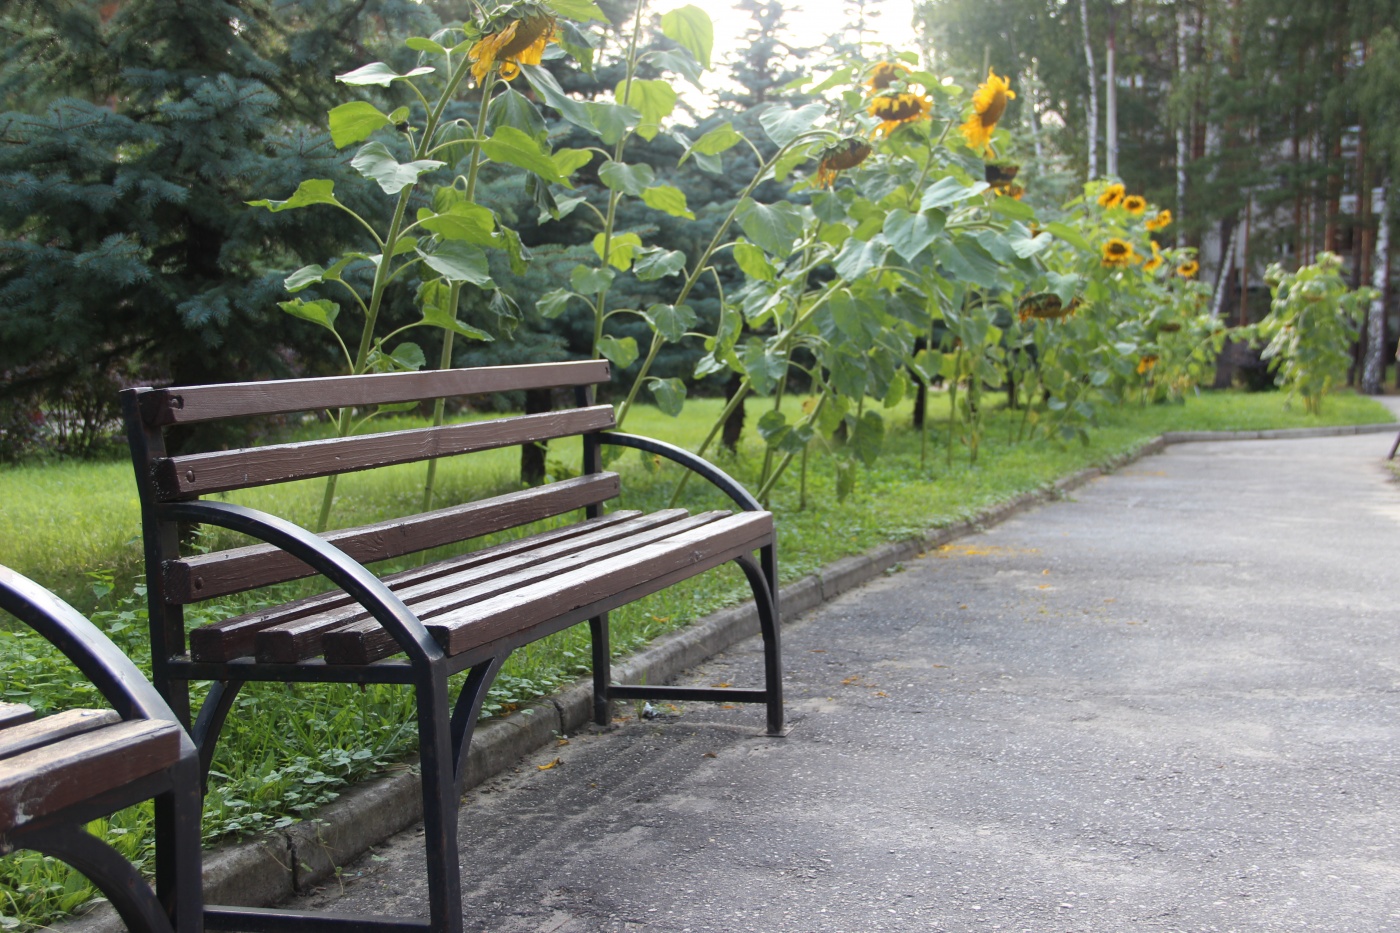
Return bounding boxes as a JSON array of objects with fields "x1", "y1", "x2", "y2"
[{"x1": 706, "y1": 1, "x2": 920, "y2": 70}]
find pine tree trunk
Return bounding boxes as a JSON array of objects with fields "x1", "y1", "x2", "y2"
[
  {"x1": 520, "y1": 388, "x2": 552, "y2": 485},
  {"x1": 721, "y1": 371, "x2": 746, "y2": 452}
]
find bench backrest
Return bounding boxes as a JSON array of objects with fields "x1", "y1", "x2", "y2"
[{"x1": 122, "y1": 361, "x2": 615, "y2": 617}]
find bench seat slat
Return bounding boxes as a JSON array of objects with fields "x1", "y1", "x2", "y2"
[
  {"x1": 169, "y1": 472, "x2": 622, "y2": 604},
  {"x1": 0, "y1": 704, "x2": 35, "y2": 731},
  {"x1": 154, "y1": 405, "x2": 616, "y2": 499},
  {"x1": 323, "y1": 511, "x2": 772, "y2": 665},
  {"x1": 0, "y1": 720, "x2": 182, "y2": 832},
  {"x1": 0, "y1": 709, "x2": 121, "y2": 762},
  {"x1": 310, "y1": 510, "x2": 730, "y2": 665},
  {"x1": 255, "y1": 509, "x2": 704, "y2": 664},
  {"x1": 188, "y1": 509, "x2": 639, "y2": 663},
  {"x1": 138, "y1": 360, "x2": 611, "y2": 426}
]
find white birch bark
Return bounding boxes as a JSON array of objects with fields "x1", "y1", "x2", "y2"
[
  {"x1": 1211, "y1": 222, "x2": 1240, "y2": 320},
  {"x1": 1363, "y1": 184, "x2": 1390, "y2": 394},
  {"x1": 1080, "y1": 0, "x2": 1098, "y2": 178},
  {"x1": 1176, "y1": 4, "x2": 1190, "y2": 248},
  {"x1": 1105, "y1": 11, "x2": 1118, "y2": 177}
]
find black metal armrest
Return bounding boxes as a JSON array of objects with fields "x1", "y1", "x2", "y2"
[
  {"x1": 597, "y1": 432, "x2": 763, "y2": 513},
  {"x1": 0, "y1": 565, "x2": 187, "y2": 739},
  {"x1": 157, "y1": 500, "x2": 443, "y2": 666}
]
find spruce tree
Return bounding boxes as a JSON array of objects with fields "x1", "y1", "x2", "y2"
[{"x1": 0, "y1": 0, "x2": 434, "y2": 419}]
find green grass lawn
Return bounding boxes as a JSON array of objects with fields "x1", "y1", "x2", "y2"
[{"x1": 0, "y1": 386, "x2": 1393, "y2": 928}]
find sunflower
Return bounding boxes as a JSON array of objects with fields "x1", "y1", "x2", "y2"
[
  {"x1": 469, "y1": 6, "x2": 555, "y2": 83},
  {"x1": 869, "y1": 91, "x2": 932, "y2": 136},
  {"x1": 994, "y1": 182, "x2": 1025, "y2": 200},
  {"x1": 959, "y1": 68, "x2": 1015, "y2": 154},
  {"x1": 815, "y1": 137, "x2": 873, "y2": 188},
  {"x1": 1176, "y1": 259, "x2": 1199, "y2": 278},
  {"x1": 867, "y1": 61, "x2": 910, "y2": 92},
  {"x1": 1017, "y1": 292, "x2": 1082, "y2": 322},
  {"x1": 1146, "y1": 209, "x2": 1173, "y2": 231},
  {"x1": 1096, "y1": 183, "x2": 1126, "y2": 209},
  {"x1": 984, "y1": 160, "x2": 1020, "y2": 186},
  {"x1": 1143, "y1": 241, "x2": 1164, "y2": 273},
  {"x1": 1101, "y1": 237, "x2": 1136, "y2": 268},
  {"x1": 1122, "y1": 194, "x2": 1147, "y2": 215},
  {"x1": 1136, "y1": 355, "x2": 1159, "y2": 375}
]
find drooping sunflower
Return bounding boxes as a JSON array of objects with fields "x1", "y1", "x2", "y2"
[
  {"x1": 984, "y1": 160, "x2": 1020, "y2": 186},
  {"x1": 1176, "y1": 259, "x2": 1199, "y2": 278},
  {"x1": 1017, "y1": 292, "x2": 1082, "y2": 322},
  {"x1": 869, "y1": 91, "x2": 932, "y2": 136},
  {"x1": 1143, "y1": 241, "x2": 1164, "y2": 273},
  {"x1": 959, "y1": 68, "x2": 1015, "y2": 154},
  {"x1": 1096, "y1": 183, "x2": 1126, "y2": 209},
  {"x1": 1146, "y1": 209, "x2": 1173, "y2": 231},
  {"x1": 469, "y1": 5, "x2": 556, "y2": 83},
  {"x1": 994, "y1": 182, "x2": 1025, "y2": 200},
  {"x1": 1136, "y1": 355, "x2": 1159, "y2": 375},
  {"x1": 1101, "y1": 237, "x2": 1136, "y2": 268},
  {"x1": 815, "y1": 137, "x2": 873, "y2": 188},
  {"x1": 1122, "y1": 194, "x2": 1147, "y2": 215},
  {"x1": 867, "y1": 61, "x2": 910, "y2": 92}
]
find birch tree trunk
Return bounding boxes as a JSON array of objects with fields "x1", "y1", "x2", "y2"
[
  {"x1": 1363, "y1": 184, "x2": 1390, "y2": 394},
  {"x1": 1176, "y1": 4, "x2": 1190, "y2": 248},
  {"x1": 1105, "y1": 6, "x2": 1118, "y2": 178},
  {"x1": 1080, "y1": 0, "x2": 1098, "y2": 178}
]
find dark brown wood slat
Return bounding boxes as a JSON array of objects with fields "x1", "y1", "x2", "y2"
[
  {"x1": 326, "y1": 512, "x2": 771, "y2": 665},
  {"x1": 0, "y1": 720, "x2": 182, "y2": 832},
  {"x1": 169, "y1": 472, "x2": 622, "y2": 605},
  {"x1": 153, "y1": 405, "x2": 616, "y2": 499},
  {"x1": 295, "y1": 510, "x2": 723, "y2": 665},
  {"x1": 188, "y1": 510, "x2": 640, "y2": 663},
  {"x1": 0, "y1": 704, "x2": 35, "y2": 731},
  {"x1": 137, "y1": 361, "x2": 611, "y2": 426},
  {"x1": 258, "y1": 509, "x2": 701, "y2": 664},
  {"x1": 0, "y1": 709, "x2": 121, "y2": 761}
]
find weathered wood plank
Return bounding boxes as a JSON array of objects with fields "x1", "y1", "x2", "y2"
[
  {"x1": 170, "y1": 472, "x2": 622, "y2": 606},
  {"x1": 306, "y1": 510, "x2": 726, "y2": 665},
  {"x1": 0, "y1": 704, "x2": 35, "y2": 731},
  {"x1": 135, "y1": 361, "x2": 610, "y2": 426},
  {"x1": 0, "y1": 709, "x2": 121, "y2": 762},
  {"x1": 324, "y1": 512, "x2": 771, "y2": 664},
  {"x1": 187, "y1": 510, "x2": 640, "y2": 662},
  {"x1": 153, "y1": 406, "x2": 615, "y2": 499},
  {"x1": 0, "y1": 720, "x2": 182, "y2": 831},
  {"x1": 258, "y1": 510, "x2": 702, "y2": 664}
]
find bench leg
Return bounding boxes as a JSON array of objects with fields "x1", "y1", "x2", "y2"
[
  {"x1": 20, "y1": 821, "x2": 176, "y2": 933},
  {"x1": 449, "y1": 657, "x2": 505, "y2": 798},
  {"x1": 589, "y1": 613, "x2": 611, "y2": 726},
  {"x1": 192, "y1": 679, "x2": 243, "y2": 786},
  {"x1": 155, "y1": 755, "x2": 204, "y2": 933},
  {"x1": 414, "y1": 670, "x2": 463, "y2": 933},
  {"x1": 736, "y1": 552, "x2": 784, "y2": 736}
]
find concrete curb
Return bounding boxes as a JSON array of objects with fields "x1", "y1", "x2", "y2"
[{"x1": 59, "y1": 423, "x2": 1393, "y2": 931}]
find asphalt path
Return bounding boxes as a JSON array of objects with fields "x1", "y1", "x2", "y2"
[{"x1": 291, "y1": 431, "x2": 1400, "y2": 932}]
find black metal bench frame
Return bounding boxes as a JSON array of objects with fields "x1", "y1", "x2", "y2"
[
  {"x1": 0, "y1": 565, "x2": 203, "y2": 933},
  {"x1": 120, "y1": 361, "x2": 783, "y2": 933}
]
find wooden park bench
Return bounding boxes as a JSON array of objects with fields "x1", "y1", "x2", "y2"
[
  {"x1": 119, "y1": 360, "x2": 783, "y2": 933},
  {"x1": 0, "y1": 565, "x2": 202, "y2": 933}
]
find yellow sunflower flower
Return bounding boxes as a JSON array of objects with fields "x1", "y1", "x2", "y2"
[
  {"x1": 1146, "y1": 209, "x2": 1173, "y2": 231},
  {"x1": 469, "y1": 7, "x2": 555, "y2": 83},
  {"x1": 868, "y1": 61, "x2": 910, "y2": 92},
  {"x1": 869, "y1": 91, "x2": 932, "y2": 137},
  {"x1": 1143, "y1": 241, "x2": 1164, "y2": 273},
  {"x1": 1122, "y1": 194, "x2": 1147, "y2": 215},
  {"x1": 1017, "y1": 292, "x2": 1082, "y2": 322},
  {"x1": 1101, "y1": 237, "x2": 1136, "y2": 268},
  {"x1": 959, "y1": 68, "x2": 1015, "y2": 154},
  {"x1": 1136, "y1": 355, "x2": 1159, "y2": 375},
  {"x1": 815, "y1": 137, "x2": 873, "y2": 188},
  {"x1": 994, "y1": 182, "x2": 1025, "y2": 200},
  {"x1": 1176, "y1": 259, "x2": 1199, "y2": 278},
  {"x1": 1097, "y1": 183, "x2": 1126, "y2": 208}
]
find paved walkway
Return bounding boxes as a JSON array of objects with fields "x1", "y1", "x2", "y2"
[{"x1": 292, "y1": 431, "x2": 1400, "y2": 932}]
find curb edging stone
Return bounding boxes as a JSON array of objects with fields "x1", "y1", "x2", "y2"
[{"x1": 59, "y1": 422, "x2": 1396, "y2": 930}]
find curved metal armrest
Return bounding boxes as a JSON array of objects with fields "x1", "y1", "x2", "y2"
[
  {"x1": 598, "y1": 432, "x2": 763, "y2": 513},
  {"x1": 0, "y1": 565, "x2": 187, "y2": 738},
  {"x1": 158, "y1": 500, "x2": 443, "y2": 666}
]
